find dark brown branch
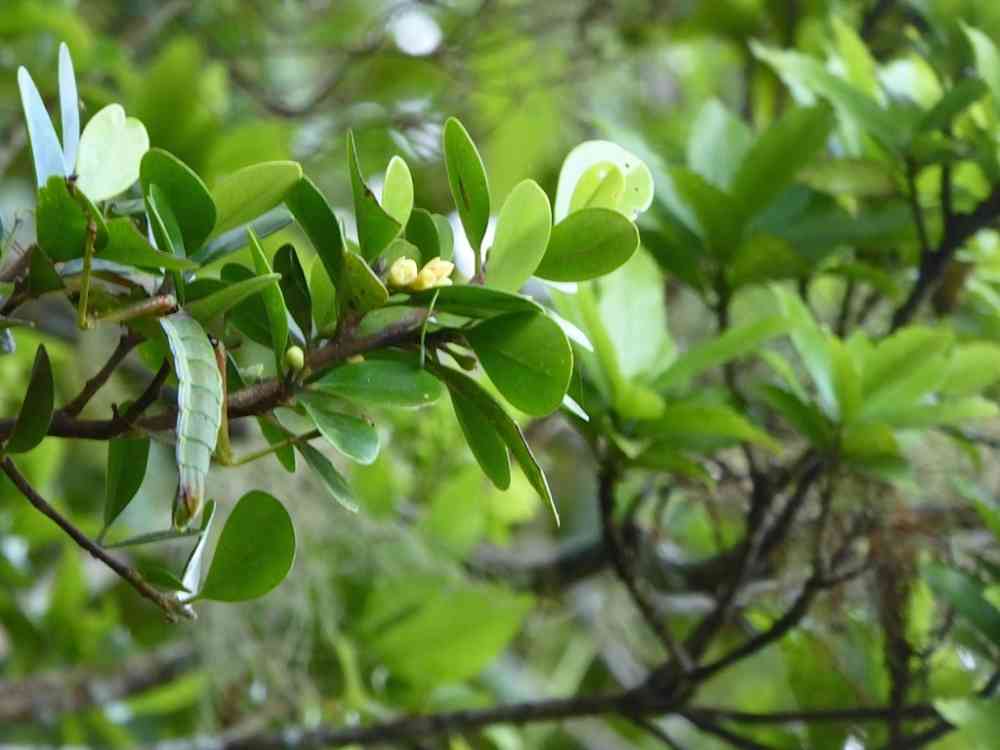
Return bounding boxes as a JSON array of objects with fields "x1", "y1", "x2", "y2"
[
  {"x1": 0, "y1": 458, "x2": 193, "y2": 622},
  {"x1": 890, "y1": 184, "x2": 1000, "y2": 331},
  {"x1": 0, "y1": 643, "x2": 195, "y2": 723},
  {"x1": 598, "y1": 462, "x2": 692, "y2": 670}
]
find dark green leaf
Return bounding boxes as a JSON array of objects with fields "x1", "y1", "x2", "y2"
[
  {"x1": 5, "y1": 345, "x2": 54, "y2": 454},
  {"x1": 429, "y1": 362, "x2": 556, "y2": 522},
  {"x1": 918, "y1": 78, "x2": 989, "y2": 133},
  {"x1": 196, "y1": 491, "x2": 296, "y2": 602},
  {"x1": 140, "y1": 565, "x2": 190, "y2": 593},
  {"x1": 104, "y1": 438, "x2": 151, "y2": 531},
  {"x1": 730, "y1": 105, "x2": 835, "y2": 220},
  {"x1": 535, "y1": 208, "x2": 639, "y2": 282},
  {"x1": 248, "y1": 229, "x2": 289, "y2": 372},
  {"x1": 285, "y1": 176, "x2": 345, "y2": 286},
  {"x1": 28, "y1": 248, "x2": 65, "y2": 295},
  {"x1": 36, "y1": 176, "x2": 87, "y2": 262},
  {"x1": 464, "y1": 312, "x2": 573, "y2": 416},
  {"x1": 191, "y1": 208, "x2": 292, "y2": 266},
  {"x1": 925, "y1": 564, "x2": 1000, "y2": 645},
  {"x1": 347, "y1": 131, "x2": 400, "y2": 260},
  {"x1": 443, "y1": 117, "x2": 491, "y2": 250},
  {"x1": 450, "y1": 387, "x2": 511, "y2": 490},
  {"x1": 312, "y1": 358, "x2": 442, "y2": 408},
  {"x1": 140, "y1": 148, "x2": 216, "y2": 252},
  {"x1": 274, "y1": 244, "x2": 312, "y2": 339},
  {"x1": 662, "y1": 167, "x2": 742, "y2": 257},
  {"x1": 259, "y1": 417, "x2": 296, "y2": 473},
  {"x1": 146, "y1": 183, "x2": 186, "y2": 257},
  {"x1": 405, "y1": 208, "x2": 440, "y2": 262},
  {"x1": 221, "y1": 264, "x2": 273, "y2": 347},
  {"x1": 297, "y1": 442, "x2": 358, "y2": 512}
]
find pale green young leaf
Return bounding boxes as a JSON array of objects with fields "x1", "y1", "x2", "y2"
[
  {"x1": 76, "y1": 104, "x2": 150, "y2": 202},
  {"x1": 486, "y1": 179, "x2": 552, "y2": 292}
]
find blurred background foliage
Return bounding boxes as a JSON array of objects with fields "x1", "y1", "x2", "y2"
[{"x1": 2, "y1": 1, "x2": 1000, "y2": 749}]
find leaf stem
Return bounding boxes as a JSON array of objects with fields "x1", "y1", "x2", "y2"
[{"x1": 77, "y1": 218, "x2": 97, "y2": 329}]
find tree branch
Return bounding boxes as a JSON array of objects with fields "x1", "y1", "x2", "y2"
[
  {"x1": 0, "y1": 458, "x2": 194, "y2": 622},
  {"x1": 60, "y1": 333, "x2": 142, "y2": 417}
]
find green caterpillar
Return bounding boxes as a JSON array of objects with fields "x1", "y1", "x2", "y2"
[{"x1": 160, "y1": 312, "x2": 223, "y2": 529}]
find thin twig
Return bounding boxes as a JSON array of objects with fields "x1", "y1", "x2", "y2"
[
  {"x1": 60, "y1": 333, "x2": 142, "y2": 417},
  {"x1": 0, "y1": 458, "x2": 193, "y2": 622}
]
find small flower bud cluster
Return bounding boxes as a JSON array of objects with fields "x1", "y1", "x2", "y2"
[{"x1": 387, "y1": 256, "x2": 454, "y2": 291}]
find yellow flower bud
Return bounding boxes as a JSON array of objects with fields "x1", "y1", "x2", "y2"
[
  {"x1": 422, "y1": 257, "x2": 455, "y2": 282},
  {"x1": 387, "y1": 257, "x2": 419, "y2": 289},
  {"x1": 284, "y1": 345, "x2": 305, "y2": 372},
  {"x1": 410, "y1": 267, "x2": 438, "y2": 291}
]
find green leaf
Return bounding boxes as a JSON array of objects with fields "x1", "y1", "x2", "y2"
[
  {"x1": 76, "y1": 104, "x2": 150, "y2": 202},
  {"x1": 917, "y1": 78, "x2": 989, "y2": 134},
  {"x1": 661, "y1": 167, "x2": 742, "y2": 258},
  {"x1": 443, "y1": 117, "x2": 491, "y2": 250},
  {"x1": 405, "y1": 285, "x2": 544, "y2": 318},
  {"x1": 220, "y1": 264, "x2": 273, "y2": 347},
  {"x1": 347, "y1": 132, "x2": 401, "y2": 260},
  {"x1": 486, "y1": 180, "x2": 552, "y2": 292},
  {"x1": 450, "y1": 387, "x2": 511, "y2": 490},
  {"x1": 554, "y1": 140, "x2": 654, "y2": 221},
  {"x1": 259, "y1": 417, "x2": 296, "y2": 473},
  {"x1": 4, "y1": 345, "x2": 54, "y2": 454},
  {"x1": 248, "y1": 229, "x2": 289, "y2": 372},
  {"x1": 758, "y1": 385, "x2": 834, "y2": 448},
  {"x1": 299, "y1": 392, "x2": 379, "y2": 465},
  {"x1": 140, "y1": 148, "x2": 216, "y2": 252},
  {"x1": 160, "y1": 312, "x2": 223, "y2": 529},
  {"x1": 798, "y1": 158, "x2": 895, "y2": 198},
  {"x1": 141, "y1": 565, "x2": 190, "y2": 593},
  {"x1": 191, "y1": 207, "x2": 292, "y2": 266},
  {"x1": 58, "y1": 45, "x2": 79, "y2": 174},
  {"x1": 104, "y1": 438, "x2": 150, "y2": 531},
  {"x1": 196, "y1": 491, "x2": 295, "y2": 602},
  {"x1": 28, "y1": 248, "x2": 65, "y2": 295},
  {"x1": 942, "y1": 342, "x2": 1000, "y2": 397},
  {"x1": 381, "y1": 155, "x2": 414, "y2": 227},
  {"x1": 361, "y1": 577, "x2": 532, "y2": 687},
  {"x1": 146, "y1": 183, "x2": 186, "y2": 257},
  {"x1": 829, "y1": 337, "x2": 862, "y2": 425},
  {"x1": 934, "y1": 698, "x2": 1000, "y2": 750},
  {"x1": 212, "y1": 161, "x2": 302, "y2": 235},
  {"x1": 432, "y1": 213, "x2": 454, "y2": 261},
  {"x1": 752, "y1": 43, "x2": 900, "y2": 151},
  {"x1": 638, "y1": 400, "x2": 781, "y2": 454},
  {"x1": 881, "y1": 396, "x2": 998, "y2": 429},
  {"x1": 568, "y1": 162, "x2": 625, "y2": 213},
  {"x1": 925, "y1": 564, "x2": 1000, "y2": 645},
  {"x1": 297, "y1": 442, "x2": 358, "y2": 512},
  {"x1": 274, "y1": 244, "x2": 312, "y2": 339},
  {"x1": 312, "y1": 358, "x2": 442, "y2": 408},
  {"x1": 285, "y1": 176, "x2": 345, "y2": 286},
  {"x1": 687, "y1": 99, "x2": 754, "y2": 189},
  {"x1": 775, "y1": 286, "x2": 837, "y2": 418},
  {"x1": 339, "y1": 252, "x2": 389, "y2": 318},
  {"x1": 100, "y1": 218, "x2": 198, "y2": 271},
  {"x1": 309, "y1": 257, "x2": 337, "y2": 332},
  {"x1": 17, "y1": 66, "x2": 65, "y2": 188},
  {"x1": 36, "y1": 175, "x2": 88, "y2": 261},
  {"x1": 429, "y1": 362, "x2": 556, "y2": 522},
  {"x1": 657, "y1": 315, "x2": 791, "y2": 391},
  {"x1": 730, "y1": 105, "x2": 834, "y2": 221},
  {"x1": 185, "y1": 272, "x2": 281, "y2": 324},
  {"x1": 405, "y1": 208, "x2": 440, "y2": 262},
  {"x1": 963, "y1": 24, "x2": 1000, "y2": 117},
  {"x1": 535, "y1": 208, "x2": 639, "y2": 282},
  {"x1": 464, "y1": 312, "x2": 573, "y2": 416}
]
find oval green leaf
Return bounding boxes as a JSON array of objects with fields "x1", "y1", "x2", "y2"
[
  {"x1": 248, "y1": 229, "x2": 289, "y2": 372},
  {"x1": 76, "y1": 104, "x2": 150, "y2": 203},
  {"x1": 285, "y1": 176, "x2": 345, "y2": 286},
  {"x1": 196, "y1": 491, "x2": 296, "y2": 602},
  {"x1": 347, "y1": 132, "x2": 401, "y2": 260},
  {"x1": 100, "y1": 218, "x2": 199, "y2": 271},
  {"x1": 486, "y1": 179, "x2": 552, "y2": 293},
  {"x1": 299, "y1": 392, "x2": 379, "y2": 465},
  {"x1": 274, "y1": 244, "x2": 312, "y2": 339},
  {"x1": 140, "y1": 148, "x2": 216, "y2": 252},
  {"x1": 464, "y1": 312, "x2": 573, "y2": 416},
  {"x1": 185, "y1": 272, "x2": 281, "y2": 324},
  {"x1": 535, "y1": 208, "x2": 639, "y2": 282},
  {"x1": 382, "y1": 155, "x2": 414, "y2": 227},
  {"x1": 297, "y1": 442, "x2": 358, "y2": 512},
  {"x1": 312, "y1": 358, "x2": 442, "y2": 408},
  {"x1": 443, "y1": 117, "x2": 491, "y2": 250},
  {"x1": 406, "y1": 285, "x2": 544, "y2": 319}
]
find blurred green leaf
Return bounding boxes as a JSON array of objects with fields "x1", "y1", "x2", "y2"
[
  {"x1": 926, "y1": 564, "x2": 1000, "y2": 645},
  {"x1": 297, "y1": 441, "x2": 358, "y2": 512}
]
